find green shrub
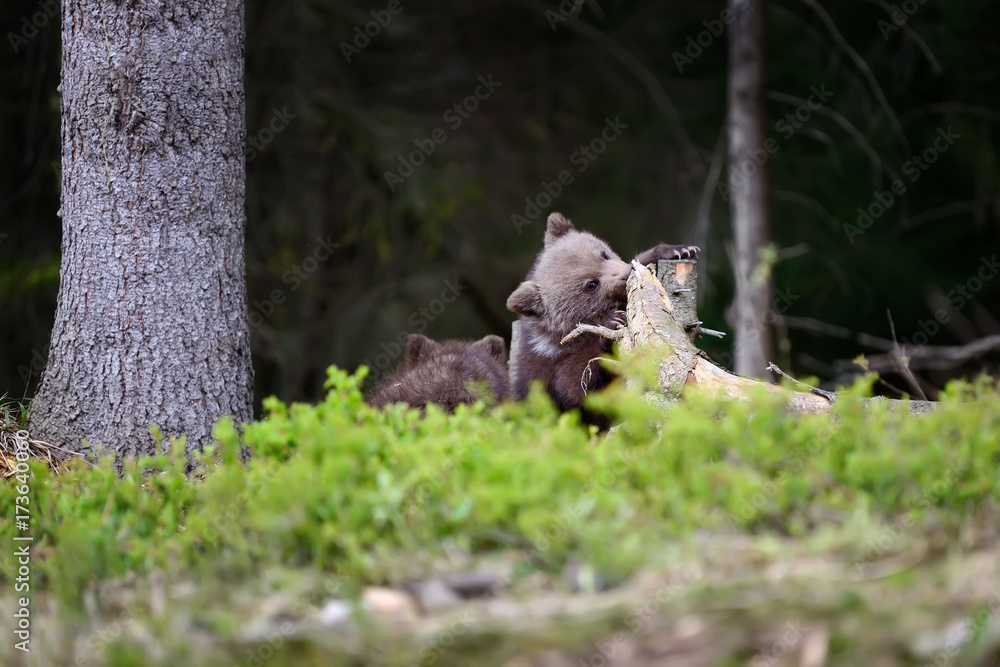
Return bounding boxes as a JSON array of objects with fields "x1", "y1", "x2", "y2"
[{"x1": 2, "y1": 367, "x2": 998, "y2": 610}]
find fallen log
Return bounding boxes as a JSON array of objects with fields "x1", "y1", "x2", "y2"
[{"x1": 558, "y1": 260, "x2": 936, "y2": 415}]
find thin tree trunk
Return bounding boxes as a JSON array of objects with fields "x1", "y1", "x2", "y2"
[
  {"x1": 30, "y1": 0, "x2": 253, "y2": 463},
  {"x1": 728, "y1": 0, "x2": 773, "y2": 378}
]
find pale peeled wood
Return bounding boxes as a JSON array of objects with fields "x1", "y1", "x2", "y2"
[{"x1": 562, "y1": 261, "x2": 832, "y2": 413}]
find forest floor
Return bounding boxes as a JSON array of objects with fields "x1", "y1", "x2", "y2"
[
  {"x1": 3, "y1": 377, "x2": 1000, "y2": 666},
  {"x1": 5, "y1": 508, "x2": 1000, "y2": 667}
]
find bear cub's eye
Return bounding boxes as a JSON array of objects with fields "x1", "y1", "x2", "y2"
[
  {"x1": 585, "y1": 280, "x2": 598, "y2": 291},
  {"x1": 601, "y1": 251, "x2": 610, "y2": 260}
]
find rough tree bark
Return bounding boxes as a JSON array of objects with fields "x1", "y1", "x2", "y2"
[
  {"x1": 30, "y1": 0, "x2": 253, "y2": 463},
  {"x1": 728, "y1": 0, "x2": 773, "y2": 378}
]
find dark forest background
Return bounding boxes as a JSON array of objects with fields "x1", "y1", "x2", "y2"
[{"x1": 2, "y1": 0, "x2": 999, "y2": 412}]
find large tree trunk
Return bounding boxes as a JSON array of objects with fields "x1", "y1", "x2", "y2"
[
  {"x1": 728, "y1": 0, "x2": 773, "y2": 378},
  {"x1": 30, "y1": 0, "x2": 253, "y2": 463}
]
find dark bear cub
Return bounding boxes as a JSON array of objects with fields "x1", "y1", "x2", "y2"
[
  {"x1": 506, "y1": 212, "x2": 697, "y2": 418},
  {"x1": 366, "y1": 333, "x2": 510, "y2": 411}
]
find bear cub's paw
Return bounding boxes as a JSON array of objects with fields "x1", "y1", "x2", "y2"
[
  {"x1": 635, "y1": 243, "x2": 700, "y2": 266},
  {"x1": 604, "y1": 309, "x2": 627, "y2": 330}
]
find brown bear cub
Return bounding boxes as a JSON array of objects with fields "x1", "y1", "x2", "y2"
[
  {"x1": 366, "y1": 333, "x2": 510, "y2": 411},
  {"x1": 506, "y1": 212, "x2": 697, "y2": 420}
]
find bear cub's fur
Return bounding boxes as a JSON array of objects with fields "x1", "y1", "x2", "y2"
[
  {"x1": 506, "y1": 212, "x2": 697, "y2": 417},
  {"x1": 366, "y1": 333, "x2": 510, "y2": 411}
]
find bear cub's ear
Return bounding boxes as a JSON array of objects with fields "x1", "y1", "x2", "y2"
[
  {"x1": 474, "y1": 334, "x2": 507, "y2": 363},
  {"x1": 405, "y1": 333, "x2": 438, "y2": 363},
  {"x1": 543, "y1": 212, "x2": 575, "y2": 247},
  {"x1": 506, "y1": 281, "x2": 545, "y2": 318}
]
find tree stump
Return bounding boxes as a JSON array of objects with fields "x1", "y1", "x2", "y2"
[{"x1": 654, "y1": 259, "x2": 699, "y2": 341}]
